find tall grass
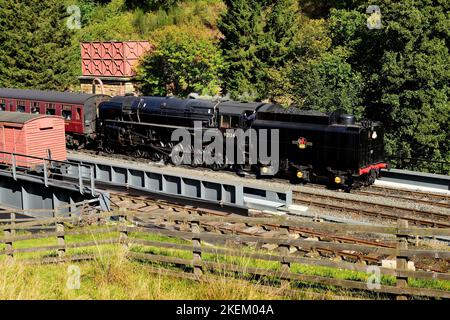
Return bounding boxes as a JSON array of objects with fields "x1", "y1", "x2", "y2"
[
  {"x1": 1, "y1": 225, "x2": 447, "y2": 299},
  {"x1": 0, "y1": 242, "x2": 362, "y2": 300},
  {"x1": 0, "y1": 246, "x2": 295, "y2": 300}
]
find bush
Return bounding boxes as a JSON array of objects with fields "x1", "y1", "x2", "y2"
[{"x1": 136, "y1": 26, "x2": 224, "y2": 97}]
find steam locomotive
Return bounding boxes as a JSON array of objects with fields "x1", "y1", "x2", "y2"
[
  {"x1": 96, "y1": 95, "x2": 387, "y2": 188},
  {"x1": 0, "y1": 88, "x2": 387, "y2": 188}
]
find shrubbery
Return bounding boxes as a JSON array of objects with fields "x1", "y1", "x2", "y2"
[
  {"x1": 0, "y1": 0, "x2": 448, "y2": 171},
  {"x1": 136, "y1": 26, "x2": 224, "y2": 96}
]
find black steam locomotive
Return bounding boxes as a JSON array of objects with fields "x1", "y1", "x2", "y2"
[{"x1": 96, "y1": 95, "x2": 387, "y2": 188}]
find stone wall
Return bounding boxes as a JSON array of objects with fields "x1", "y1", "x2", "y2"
[{"x1": 79, "y1": 78, "x2": 137, "y2": 96}]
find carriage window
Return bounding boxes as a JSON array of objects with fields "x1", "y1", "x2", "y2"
[
  {"x1": 62, "y1": 110, "x2": 72, "y2": 120},
  {"x1": 62, "y1": 106, "x2": 72, "y2": 120},
  {"x1": 0, "y1": 99, "x2": 5, "y2": 111},
  {"x1": 45, "y1": 103, "x2": 55, "y2": 115},
  {"x1": 17, "y1": 100, "x2": 26, "y2": 112},
  {"x1": 31, "y1": 102, "x2": 40, "y2": 114}
]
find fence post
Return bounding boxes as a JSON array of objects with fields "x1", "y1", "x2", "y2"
[
  {"x1": 56, "y1": 216, "x2": 66, "y2": 258},
  {"x1": 396, "y1": 219, "x2": 409, "y2": 300},
  {"x1": 192, "y1": 220, "x2": 202, "y2": 276},
  {"x1": 10, "y1": 212, "x2": 16, "y2": 237},
  {"x1": 119, "y1": 208, "x2": 129, "y2": 250},
  {"x1": 279, "y1": 226, "x2": 291, "y2": 288},
  {"x1": 4, "y1": 220, "x2": 14, "y2": 260}
]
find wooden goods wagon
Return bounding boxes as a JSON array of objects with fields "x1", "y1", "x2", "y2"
[{"x1": 0, "y1": 112, "x2": 66, "y2": 167}]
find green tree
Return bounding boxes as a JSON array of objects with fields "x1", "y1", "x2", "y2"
[
  {"x1": 218, "y1": 0, "x2": 300, "y2": 101},
  {"x1": 125, "y1": 0, "x2": 179, "y2": 11},
  {"x1": 135, "y1": 26, "x2": 224, "y2": 97},
  {"x1": 218, "y1": 0, "x2": 265, "y2": 100},
  {"x1": 282, "y1": 8, "x2": 367, "y2": 114},
  {"x1": 266, "y1": 16, "x2": 331, "y2": 106},
  {"x1": 329, "y1": 0, "x2": 450, "y2": 170},
  {"x1": 291, "y1": 49, "x2": 364, "y2": 116},
  {"x1": 260, "y1": 0, "x2": 298, "y2": 69},
  {"x1": 0, "y1": 0, "x2": 76, "y2": 90}
]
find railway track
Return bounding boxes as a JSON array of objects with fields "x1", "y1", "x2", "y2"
[
  {"x1": 356, "y1": 185, "x2": 450, "y2": 209},
  {"x1": 73, "y1": 150, "x2": 450, "y2": 229},
  {"x1": 293, "y1": 190, "x2": 450, "y2": 228},
  {"x1": 300, "y1": 183, "x2": 450, "y2": 210},
  {"x1": 108, "y1": 192, "x2": 399, "y2": 265},
  {"x1": 75, "y1": 149, "x2": 448, "y2": 204}
]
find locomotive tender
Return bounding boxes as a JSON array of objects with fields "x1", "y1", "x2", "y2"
[{"x1": 0, "y1": 88, "x2": 387, "y2": 188}]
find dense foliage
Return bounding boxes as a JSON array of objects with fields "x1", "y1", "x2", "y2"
[
  {"x1": 218, "y1": 0, "x2": 300, "y2": 101},
  {"x1": 0, "y1": 0, "x2": 448, "y2": 172},
  {"x1": 125, "y1": 0, "x2": 180, "y2": 11},
  {"x1": 135, "y1": 26, "x2": 224, "y2": 96},
  {"x1": 0, "y1": 0, "x2": 76, "y2": 90},
  {"x1": 326, "y1": 0, "x2": 450, "y2": 168}
]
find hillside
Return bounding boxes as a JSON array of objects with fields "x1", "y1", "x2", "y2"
[{"x1": 0, "y1": 0, "x2": 448, "y2": 172}]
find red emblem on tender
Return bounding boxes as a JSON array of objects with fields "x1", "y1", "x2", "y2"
[{"x1": 298, "y1": 137, "x2": 307, "y2": 149}]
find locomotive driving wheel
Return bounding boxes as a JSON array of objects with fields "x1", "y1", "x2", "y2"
[
  {"x1": 133, "y1": 149, "x2": 147, "y2": 158},
  {"x1": 207, "y1": 152, "x2": 227, "y2": 171},
  {"x1": 103, "y1": 144, "x2": 114, "y2": 154},
  {"x1": 151, "y1": 152, "x2": 162, "y2": 162},
  {"x1": 209, "y1": 161, "x2": 227, "y2": 171}
]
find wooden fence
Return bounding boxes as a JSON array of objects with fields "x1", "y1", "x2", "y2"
[{"x1": 0, "y1": 208, "x2": 449, "y2": 300}]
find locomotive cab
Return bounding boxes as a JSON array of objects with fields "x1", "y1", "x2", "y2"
[{"x1": 217, "y1": 101, "x2": 262, "y2": 130}]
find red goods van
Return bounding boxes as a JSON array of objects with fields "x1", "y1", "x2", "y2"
[{"x1": 0, "y1": 112, "x2": 66, "y2": 167}]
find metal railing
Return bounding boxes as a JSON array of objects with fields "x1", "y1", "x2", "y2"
[
  {"x1": 0, "y1": 151, "x2": 96, "y2": 195},
  {"x1": 387, "y1": 156, "x2": 450, "y2": 175}
]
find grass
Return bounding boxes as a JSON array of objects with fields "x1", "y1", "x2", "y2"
[
  {"x1": 129, "y1": 231, "x2": 450, "y2": 293},
  {"x1": 0, "y1": 247, "x2": 325, "y2": 300},
  {"x1": 0, "y1": 224, "x2": 119, "y2": 261},
  {"x1": 0, "y1": 223, "x2": 449, "y2": 299}
]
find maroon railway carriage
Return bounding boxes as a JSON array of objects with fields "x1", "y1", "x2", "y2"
[{"x1": 0, "y1": 88, "x2": 110, "y2": 148}]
